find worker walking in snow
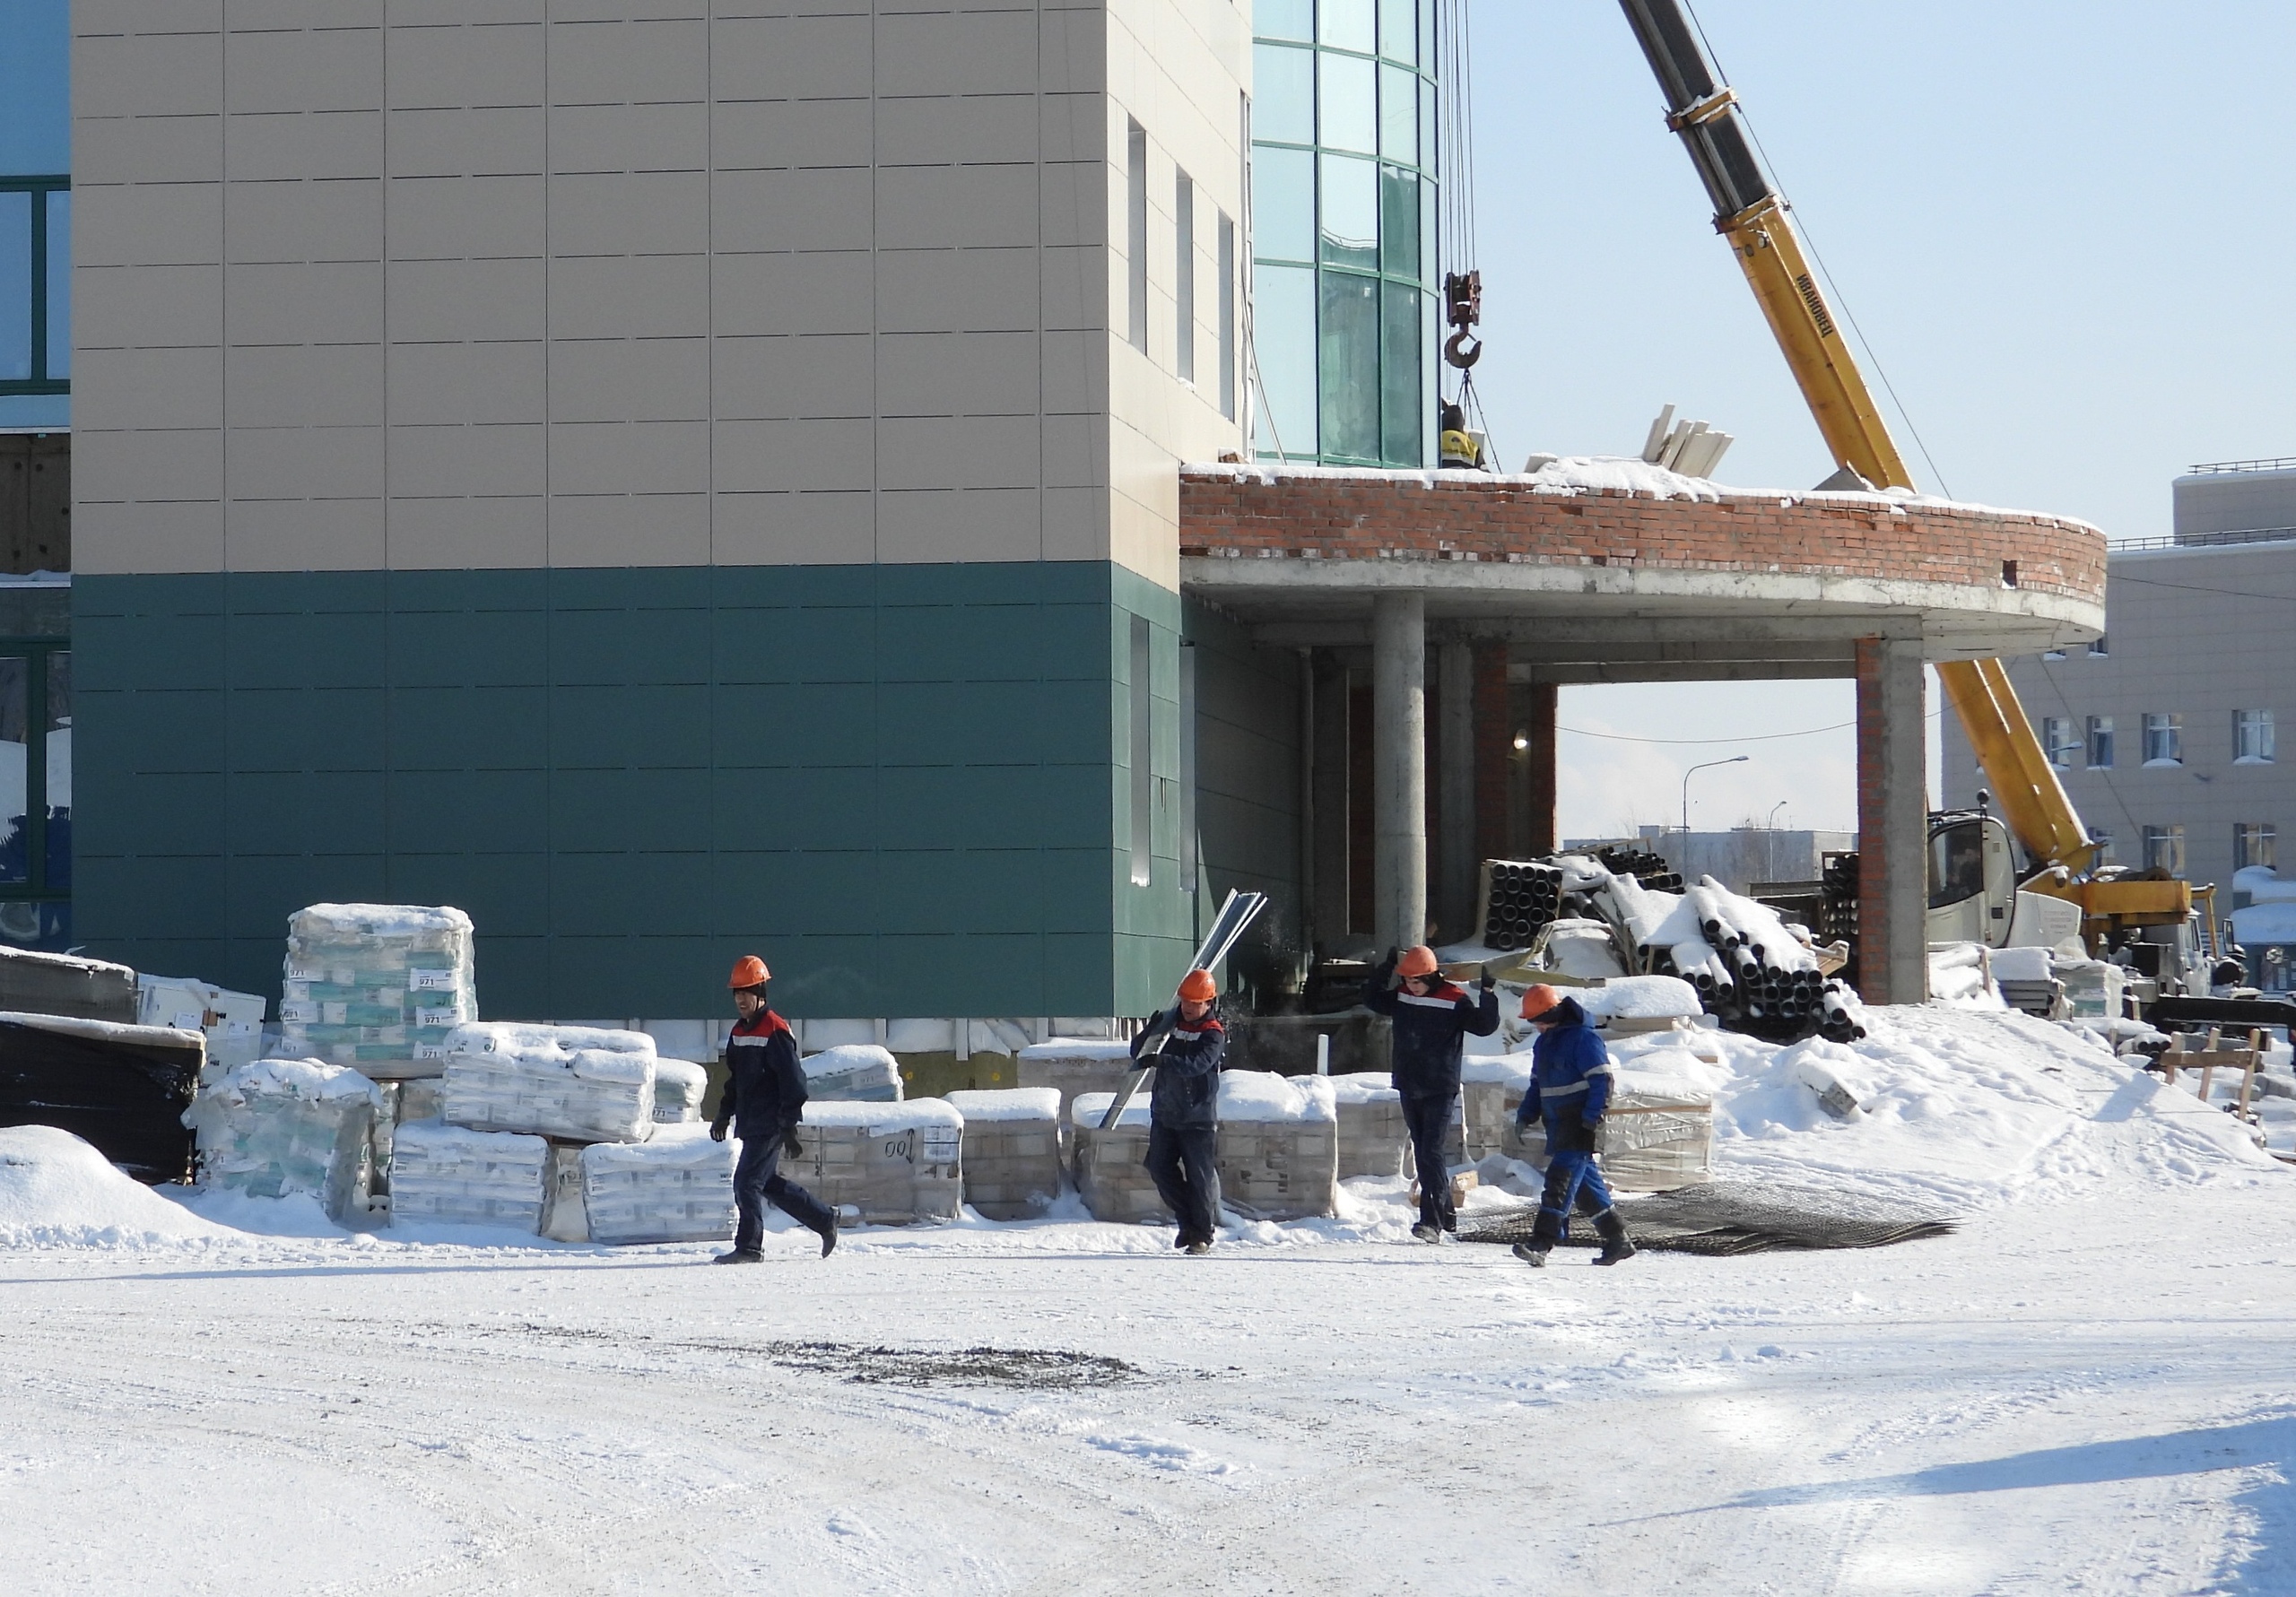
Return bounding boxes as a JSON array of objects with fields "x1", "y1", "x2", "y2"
[
  {"x1": 1364, "y1": 946, "x2": 1499, "y2": 1243},
  {"x1": 1511, "y1": 985, "x2": 1636, "y2": 1266},
  {"x1": 709, "y1": 955, "x2": 839, "y2": 1263},
  {"x1": 1133, "y1": 968, "x2": 1227, "y2": 1255}
]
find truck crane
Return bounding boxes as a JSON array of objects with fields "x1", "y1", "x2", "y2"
[{"x1": 1615, "y1": 0, "x2": 2196, "y2": 956}]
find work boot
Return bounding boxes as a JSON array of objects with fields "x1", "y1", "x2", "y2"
[
  {"x1": 1185, "y1": 1240, "x2": 1213, "y2": 1255},
  {"x1": 712, "y1": 1249, "x2": 764, "y2": 1265},
  {"x1": 1511, "y1": 1241, "x2": 1550, "y2": 1268},
  {"x1": 815, "y1": 1215, "x2": 839, "y2": 1258},
  {"x1": 1592, "y1": 1210, "x2": 1637, "y2": 1266},
  {"x1": 1411, "y1": 1222, "x2": 1444, "y2": 1245}
]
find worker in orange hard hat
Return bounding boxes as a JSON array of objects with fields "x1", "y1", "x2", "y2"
[
  {"x1": 1129, "y1": 967, "x2": 1227, "y2": 1254},
  {"x1": 1512, "y1": 985, "x2": 1635, "y2": 1267},
  {"x1": 1364, "y1": 945, "x2": 1498, "y2": 1243},
  {"x1": 709, "y1": 954, "x2": 838, "y2": 1263}
]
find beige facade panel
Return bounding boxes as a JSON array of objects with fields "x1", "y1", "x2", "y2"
[
  {"x1": 76, "y1": 263, "x2": 221, "y2": 349},
  {"x1": 72, "y1": 346, "x2": 222, "y2": 432},
  {"x1": 548, "y1": 256, "x2": 709, "y2": 340},
  {"x1": 876, "y1": 164, "x2": 1043, "y2": 252},
  {"x1": 547, "y1": 100, "x2": 705, "y2": 174},
  {"x1": 877, "y1": 416, "x2": 1042, "y2": 493},
  {"x1": 386, "y1": 422, "x2": 546, "y2": 499},
  {"x1": 548, "y1": 491, "x2": 709, "y2": 569},
  {"x1": 385, "y1": 19, "x2": 544, "y2": 109},
  {"x1": 227, "y1": 497, "x2": 386, "y2": 571},
  {"x1": 387, "y1": 175, "x2": 546, "y2": 261},
  {"x1": 387, "y1": 107, "x2": 546, "y2": 180},
  {"x1": 712, "y1": 419, "x2": 873, "y2": 497},
  {"x1": 73, "y1": 428, "x2": 223, "y2": 506},
  {"x1": 224, "y1": 178, "x2": 383, "y2": 264},
  {"x1": 875, "y1": 95, "x2": 1042, "y2": 170},
  {"x1": 226, "y1": 425, "x2": 385, "y2": 503},
  {"x1": 549, "y1": 420, "x2": 709, "y2": 499},
  {"x1": 876, "y1": 487, "x2": 1043, "y2": 565},
  {"x1": 74, "y1": 182, "x2": 222, "y2": 269},
  {"x1": 549, "y1": 338, "x2": 709, "y2": 424},
  {"x1": 875, "y1": 247, "x2": 1041, "y2": 335},
  {"x1": 875, "y1": 9, "x2": 1042, "y2": 100},
  {"x1": 712, "y1": 335, "x2": 874, "y2": 421},
  {"x1": 549, "y1": 169, "x2": 708, "y2": 256},
  {"x1": 710, "y1": 13, "x2": 874, "y2": 103},
  {"x1": 710, "y1": 97, "x2": 872, "y2": 170},
  {"x1": 223, "y1": 29, "x2": 383, "y2": 117},
  {"x1": 73, "y1": 499, "x2": 226, "y2": 576},
  {"x1": 225, "y1": 260, "x2": 384, "y2": 346},
  {"x1": 386, "y1": 343, "x2": 544, "y2": 427},
  {"x1": 384, "y1": 257, "x2": 546, "y2": 342},
  {"x1": 710, "y1": 252, "x2": 873, "y2": 338},
  {"x1": 546, "y1": 17, "x2": 709, "y2": 105},
  {"x1": 228, "y1": 344, "x2": 385, "y2": 430},
  {"x1": 223, "y1": 109, "x2": 382, "y2": 183},
  {"x1": 877, "y1": 332, "x2": 1039, "y2": 420},
  {"x1": 74, "y1": 110, "x2": 224, "y2": 185},
  {"x1": 74, "y1": 31, "x2": 223, "y2": 121},
  {"x1": 712, "y1": 490, "x2": 875, "y2": 568},
  {"x1": 712, "y1": 167, "x2": 873, "y2": 255},
  {"x1": 386, "y1": 494, "x2": 549, "y2": 572}
]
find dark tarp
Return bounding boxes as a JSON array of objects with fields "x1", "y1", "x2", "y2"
[
  {"x1": 0, "y1": 945, "x2": 140, "y2": 1023},
  {"x1": 0, "y1": 1013, "x2": 202, "y2": 1184},
  {"x1": 1457, "y1": 1179, "x2": 1958, "y2": 1255}
]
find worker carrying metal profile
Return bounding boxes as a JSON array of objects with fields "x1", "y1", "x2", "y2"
[
  {"x1": 1128, "y1": 968, "x2": 1227, "y2": 1256},
  {"x1": 1364, "y1": 946, "x2": 1499, "y2": 1244},
  {"x1": 1510, "y1": 985, "x2": 1637, "y2": 1267},
  {"x1": 709, "y1": 954, "x2": 839, "y2": 1263}
]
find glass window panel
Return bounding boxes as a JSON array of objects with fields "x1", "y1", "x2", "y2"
[
  {"x1": 44, "y1": 191, "x2": 67, "y2": 381},
  {"x1": 1379, "y1": 165, "x2": 1420, "y2": 280},
  {"x1": 1175, "y1": 172, "x2": 1196, "y2": 383},
  {"x1": 0, "y1": 657, "x2": 26, "y2": 883},
  {"x1": 1321, "y1": 0, "x2": 1376, "y2": 53},
  {"x1": 1318, "y1": 272, "x2": 1381, "y2": 461},
  {"x1": 1379, "y1": 64, "x2": 1418, "y2": 165},
  {"x1": 1318, "y1": 153, "x2": 1378, "y2": 270},
  {"x1": 1252, "y1": 145, "x2": 1316, "y2": 263},
  {"x1": 1420, "y1": 0, "x2": 1437, "y2": 74},
  {"x1": 1380, "y1": 279, "x2": 1422, "y2": 465},
  {"x1": 1421, "y1": 290, "x2": 1438, "y2": 464},
  {"x1": 0, "y1": 192, "x2": 30, "y2": 382},
  {"x1": 1254, "y1": 43, "x2": 1315, "y2": 145},
  {"x1": 1420, "y1": 81, "x2": 1438, "y2": 176},
  {"x1": 1252, "y1": 263, "x2": 1318, "y2": 457},
  {"x1": 1319, "y1": 52, "x2": 1377, "y2": 154},
  {"x1": 1380, "y1": 0, "x2": 1417, "y2": 65},
  {"x1": 1256, "y1": 0, "x2": 1313, "y2": 42},
  {"x1": 1421, "y1": 178, "x2": 1438, "y2": 282},
  {"x1": 44, "y1": 650, "x2": 67, "y2": 890}
]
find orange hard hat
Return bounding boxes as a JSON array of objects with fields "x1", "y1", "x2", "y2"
[
  {"x1": 1520, "y1": 984, "x2": 1562, "y2": 1021},
  {"x1": 727, "y1": 954, "x2": 770, "y2": 990},
  {"x1": 1178, "y1": 968, "x2": 1218, "y2": 1002},
  {"x1": 1396, "y1": 945, "x2": 1440, "y2": 979}
]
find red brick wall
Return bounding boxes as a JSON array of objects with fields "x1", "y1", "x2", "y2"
[{"x1": 1178, "y1": 469, "x2": 2105, "y2": 603}]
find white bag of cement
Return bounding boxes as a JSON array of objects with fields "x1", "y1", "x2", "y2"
[
  {"x1": 388, "y1": 1118, "x2": 548, "y2": 1230},
  {"x1": 1578, "y1": 975, "x2": 1702, "y2": 1021},
  {"x1": 441, "y1": 1021, "x2": 657, "y2": 1143},
  {"x1": 652, "y1": 1057, "x2": 709, "y2": 1124},
  {"x1": 582, "y1": 1124, "x2": 735, "y2": 1245},
  {"x1": 279, "y1": 904, "x2": 477, "y2": 1075},
  {"x1": 184, "y1": 1056, "x2": 380, "y2": 1220},
  {"x1": 800, "y1": 1043, "x2": 903, "y2": 1103}
]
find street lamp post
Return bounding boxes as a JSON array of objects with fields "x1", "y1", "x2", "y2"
[
  {"x1": 1681, "y1": 755, "x2": 1750, "y2": 852},
  {"x1": 1766, "y1": 799, "x2": 1787, "y2": 886}
]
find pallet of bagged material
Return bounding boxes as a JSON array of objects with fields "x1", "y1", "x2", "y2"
[
  {"x1": 1215, "y1": 1073, "x2": 1338, "y2": 1220},
  {"x1": 1018, "y1": 1039, "x2": 1135, "y2": 1154},
  {"x1": 185, "y1": 1056, "x2": 381, "y2": 1221},
  {"x1": 388, "y1": 1118, "x2": 548, "y2": 1229},
  {"x1": 793, "y1": 1099, "x2": 962, "y2": 1224},
  {"x1": 801, "y1": 1043, "x2": 903, "y2": 1103},
  {"x1": 652, "y1": 1057, "x2": 708, "y2": 1124},
  {"x1": 945, "y1": 1087, "x2": 1063, "y2": 1219},
  {"x1": 1506, "y1": 1088, "x2": 1716, "y2": 1193},
  {"x1": 1462, "y1": 1056, "x2": 1531, "y2": 1162},
  {"x1": 440, "y1": 1021, "x2": 657, "y2": 1143},
  {"x1": 1068, "y1": 1092, "x2": 1167, "y2": 1223},
  {"x1": 1310, "y1": 1072, "x2": 1411, "y2": 1178},
  {"x1": 582, "y1": 1124, "x2": 735, "y2": 1245},
  {"x1": 278, "y1": 903, "x2": 477, "y2": 1078}
]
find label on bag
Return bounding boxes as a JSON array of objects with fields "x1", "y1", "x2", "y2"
[
  {"x1": 415, "y1": 1043, "x2": 448, "y2": 1061},
  {"x1": 285, "y1": 965, "x2": 322, "y2": 983},
  {"x1": 409, "y1": 968, "x2": 457, "y2": 992},
  {"x1": 278, "y1": 1002, "x2": 316, "y2": 1024},
  {"x1": 415, "y1": 1005, "x2": 462, "y2": 1029}
]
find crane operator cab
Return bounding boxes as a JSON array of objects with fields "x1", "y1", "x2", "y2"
[{"x1": 1925, "y1": 805, "x2": 2086, "y2": 952}]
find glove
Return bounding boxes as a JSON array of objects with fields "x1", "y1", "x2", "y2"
[
  {"x1": 1573, "y1": 1119, "x2": 1602, "y2": 1154},
  {"x1": 1479, "y1": 964, "x2": 1497, "y2": 993},
  {"x1": 709, "y1": 1120, "x2": 728, "y2": 1143},
  {"x1": 781, "y1": 1126, "x2": 805, "y2": 1159},
  {"x1": 1378, "y1": 947, "x2": 1402, "y2": 990}
]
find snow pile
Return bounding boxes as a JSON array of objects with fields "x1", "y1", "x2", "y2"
[
  {"x1": 1928, "y1": 942, "x2": 2006, "y2": 1007},
  {"x1": 279, "y1": 903, "x2": 476, "y2": 1072},
  {"x1": 1217, "y1": 1072, "x2": 1336, "y2": 1124},
  {"x1": 1523, "y1": 454, "x2": 1725, "y2": 501},
  {"x1": 1578, "y1": 975, "x2": 1701, "y2": 1020},
  {"x1": 440, "y1": 1022, "x2": 657, "y2": 1143},
  {"x1": 0, "y1": 1125, "x2": 236, "y2": 1249},
  {"x1": 581, "y1": 1123, "x2": 735, "y2": 1245},
  {"x1": 1072, "y1": 1090, "x2": 1150, "y2": 1130},
  {"x1": 945, "y1": 1088, "x2": 1062, "y2": 1123},
  {"x1": 802, "y1": 1043, "x2": 903, "y2": 1103},
  {"x1": 651, "y1": 1057, "x2": 708, "y2": 1124},
  {"x1": 388, "y1": 1118, "x2": 549, "y2": 1230},
  {"x1": 1987, "y1": 947, "x2": 2055, "y2": 984},
  {"x1": 184, "y1": 1056, "x2": 381, "y2": 1220}
]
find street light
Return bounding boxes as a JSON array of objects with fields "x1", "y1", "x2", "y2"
[
  {"x1": 1766, "y1": 799, "x2": 1787, "y2": 885},
  {"x1": 1682, "y1": 755, "x2": 1750, "y2": 842}
]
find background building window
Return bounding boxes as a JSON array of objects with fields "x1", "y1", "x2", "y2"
[
  {"x1": 1126, "y1": 120, "x2": 1148, "y2": 353},
  {"x1": 0, "y1": 638, "x2": 69, "y2": 949},
  {"x1": 2087, "y1": 716, "x2": 2115, "y2": 768},
  {"x1": 1217, "y1": 213, "x2": 1237, "y2": 420},
  {"x1": 2143, "y1": 712, "x2": 2181, "y2": 765},
  {"x1": 2089, "y1": 634, "x2": 2109, "y2": 656},
  {"x1": 0, "y1": 178, "x2": 67, "y2": 396},
  {"x1": 2237, "y1": 822, "x2": 2277, "y2": 871},
  {"x1": 2236, "y1": 707, "x2": 2276, "y2": 763},
  {"x1": 2041, "y1": 716, "x2": 2076, "y2": 768},
  {"x1": 2143, "y1": 824, "x2": 2185, "y2": 874},
  {"x1": 2091, "y1": 829, "x2": 2114, "y2": 865},
  {"x1": 1174, "y1": 171, "x2": 1195, "y2": 383}
]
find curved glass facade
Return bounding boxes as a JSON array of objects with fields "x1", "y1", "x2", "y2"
[{"x1": 1251, "y1": 0, "x2": 1438, "y2": 467}]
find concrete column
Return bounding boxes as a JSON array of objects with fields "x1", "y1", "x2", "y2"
[
  {"x1": 1437, "y1": 638, "x2": 1475, "y2": 942},
  {"x1": 1372, "y1": 591, "x2": 1428, "y2": 951},
  {"x1": 1472, "y1": 645, "x2": 1511, "y2": 872},
  {"x1": 1310, "y1": 651, "x2": 1352, "y2": 950},
  {"x1": 1857, "y1": 637, "x2": 1927, "y2": 1004}
]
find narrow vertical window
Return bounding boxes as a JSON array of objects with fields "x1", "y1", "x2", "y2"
[
  {"x1": 2041, "y1": 716, "x2": 2074, "y2": 769},
  {"x1": 2143, "y1": 713, "x2": 2181, "y2": 766},
  {"x1": 2237, "y1": 822, "x2": 2277, "y2": 871},
  {"x1": 1130, "y1": 616, "x2": 1152, "y2": 886},
  {"x1": 2143, "y1": 824, "x2": 2185, "y2": 875},
  {"x1": 2236, "y1": 707, "x2": 2276, "y2": 763},
  {"x1": 2087, "y1": 716, "x2": 2114, "y2": 769},
  {"x1": 1126, "y1": 120, "x2": 1149, "y2": 354},
  {"x1": 1174, "y1": 171, "x2": 1196, "y2": 383},
  {"x1": 1217, "y1": 212, "x2": 1238, "y2": 421},
  {"x1": 1178, "y1": 643, "x2": 1198, "y2": 893}
]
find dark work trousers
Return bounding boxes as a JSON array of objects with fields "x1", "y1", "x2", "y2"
[
  {"x1": 733, "y1": 1133, "x2": 835, "y2": 1253},
  {"x1": 1400, "y1": 1091, "x2": 1459, "y2": 1231},
  {"x1": 1144, "y1": 1124, "x2": 1222, "y2": 1244},
  {"x1": 1533, "y1": 1148, "x2": 1618, "y2": 1245}
]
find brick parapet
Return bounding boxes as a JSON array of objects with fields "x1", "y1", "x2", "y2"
[{"x1": 1178, "y1": 467, "x2": 2107, "y2": 606}]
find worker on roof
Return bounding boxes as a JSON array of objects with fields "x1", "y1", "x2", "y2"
[
  {"x1": 1510, "y1": 985, "x2": 1637, "y2": 1267},
  {"x1": 1364, "y1": 946, "x2": 1499, "y2": 1243},
  {"x1": 1130, "y1": 968, "x2": 1227, "y2": 1256},
  {"x1": 709, "y1": 955, "x2": 839, "y2": 1263}
]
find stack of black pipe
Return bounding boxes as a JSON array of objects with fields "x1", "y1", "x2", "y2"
[
  {"x1": 1641, "y1": 897, "x2": 1866, "y2": 1046},
  {"x1": 1594, "y1": 846, "x2": 1683, "y2": 893},
  {"x1": 1481, "y1": 860, "x2": 1564, "y2": 951}
]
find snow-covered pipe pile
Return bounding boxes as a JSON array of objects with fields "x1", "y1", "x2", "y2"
[
  {"x1": 1481, "y1": 858, "x2": 1566, "y2": 951},
  {"x1": 1633, "y1": 874, "x2": 1865, "y2": 1044}
]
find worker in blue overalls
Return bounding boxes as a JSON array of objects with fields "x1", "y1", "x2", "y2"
[{"x1": 1511, "y1": 985, "x2": 1637, "y2": 1266}]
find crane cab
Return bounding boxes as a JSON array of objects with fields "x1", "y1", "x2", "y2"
[{"x1": 1925, "y1": 810, "x2": 2087, "y2": 952}]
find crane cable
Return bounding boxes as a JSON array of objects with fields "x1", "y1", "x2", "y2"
[{"x1": 1437, "y1": 0, "x2": 1500, "y2": 464}]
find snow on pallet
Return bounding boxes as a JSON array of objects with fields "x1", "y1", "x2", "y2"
[
  {"x1": 946, "y1": 1088, "x2": 1064, "y2": 1219},
  {"x1": 651, "y1": 1058, "x2": 708, "y2": 1124},
  {"x1": 795, "y1": 1099, "x2": 963, "y2": 1224},
  {"x1": 1067, "y1": 1091, "x2": 1161, "y2": 1223},
  {"x1": 801, "y1": 1044, "x2": 902, "y2": 1103},
  {"x1": 440, "y1": 1022, "x2": 657, "y2": 1144},
  {"x1": 1215, "y1": 1073, "x2": 1338, "y2": 1221}
]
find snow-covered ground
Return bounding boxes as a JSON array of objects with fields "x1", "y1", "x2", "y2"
[{"x1": 5, "y1": 1006, "x2": 2294, "y2": 1594}]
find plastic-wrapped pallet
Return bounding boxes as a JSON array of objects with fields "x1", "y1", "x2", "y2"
[
  {"x1": 184, "y1": 1056, "x2": 381, "y2": 1221},
  {"x1": 581, "y1": 1124, "x2": 737, "y2": 1245},
  {"x1": 1069, "y1": 1091, "x2": 1167, "y2": 1223},
  {"x1": 801, "y1": 1044, "x2": 902, "y2": 1103},
  {"x1": 653, "y1": 1058, "x2": 709, "y2": 1124},
  {"x1": 278, "y1": 904, "x2": 477, "y2": 1078},
  {"x1": 1462, "y1": 1056, "x2": 1532, "y2": 1161},
  {"x1": 540, "y1": 1145, "x2": 588, "y2": 1241},
  {"x1": 945, "y1": 1087, "x2": 1063, "y2": 1219},
  {"x1": 1214, "y1": 1072, "x2": 1338, "y2": 1220},
  {"x1": 792, "y1": 1099, "x2": 962, "y2": 1224},
  {"x1": 1504, "y1": 1070, "x2": 1715, "y2": 1193},
  {"x1": 1018, "y1": 1039, "x2": 1135, "y2": 1154},
  {"x1": 388, "y1": 1118, "x2": 548, "y2": 1229},
  {"x1": 440, "y1": 1022, "x2": 657, "y2": 1143},
  {"x1": 1310, "y1": 1072, "x2": 1411, "y2": 1178}
]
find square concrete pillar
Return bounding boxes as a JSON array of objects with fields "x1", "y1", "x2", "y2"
[
  {"x1": 1857, "y1": 637, "x2": 1927, "y2": 1004},
  {"x1": 1436, "y1": 638, "x2": 1475, "y2": 942},
  {"x1": 1309, "y1": 650, "x2": 1352, "y2": 952},
  {"x1": 1372, "y1": 592, "x2": 1428, "y2": 951},
  {"x1": 1473, "y1": 645, "x2": 1511, "y2": 870}
]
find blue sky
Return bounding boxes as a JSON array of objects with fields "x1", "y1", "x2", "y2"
[{"x1": 1462, "y1": 0, "x2": 2296, "y2": 837}]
